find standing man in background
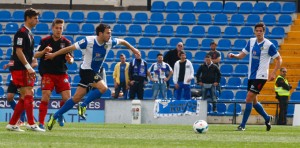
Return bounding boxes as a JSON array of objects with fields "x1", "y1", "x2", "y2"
[
  {"x1": 113, "y1": 54, "x2": 130, "y2": 99},
  {"x1": 275, "y1": 67, "x2": 292, "y2": 125}
]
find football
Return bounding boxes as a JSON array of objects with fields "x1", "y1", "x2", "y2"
[{"x1": 193, "y1": 120, "x2": 208, "y2": 133}]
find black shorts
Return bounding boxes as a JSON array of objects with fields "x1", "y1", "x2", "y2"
[
  {"x1": 247, "y1": 79, "x2": 267, "y2": 94},
  {"x1": 78, "y1": 68, "x2": 102, "y2": 88},
  {"x1": 7, "y1": 80, "x2": 19, "y2": 94}
]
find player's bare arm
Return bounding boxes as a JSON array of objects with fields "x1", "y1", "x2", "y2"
[
  {"x1": 269, "y1": 55, "x2": 282, "y2": 81},
  {"x1": 45, "y1": 45, "x2": 76, "y2": 60},
  {"x1": 118, "y1": 39, "x2": 140, "y2": 56},
  {"x1": 228, "y1": 52, "x2": 246, "y2": 59},
  {"x1": 31, "y1": 58, "x2": 38, "y2": 68},
  {"x1": 65, "y1": 53, "x2": 74, "y2": 64},
  {"x1": 16, "y1": 47, "x2": 35, "y2": 77},
  {"x1": 34, "y1": 46, "x2": 53, "y2": 58}
]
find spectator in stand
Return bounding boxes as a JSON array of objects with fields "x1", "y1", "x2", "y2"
[
  {"x1": 207, "y1": 41, "x2": 221, "y2": 67},
  {"x1": 113, "y1": 54, "x2": 130, "y2": 99}
]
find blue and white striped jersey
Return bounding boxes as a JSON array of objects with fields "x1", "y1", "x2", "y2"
[
  {"x1": 74, "y1": 36, "x2": 119, "y2": 73},
  {"x1": 242, "y1": 38, "x2": 279, "y2": 80}
]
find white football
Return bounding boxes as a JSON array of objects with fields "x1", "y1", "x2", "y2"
[{"x1": 193, "y1": 120, "x2": 208, "y2": 133}]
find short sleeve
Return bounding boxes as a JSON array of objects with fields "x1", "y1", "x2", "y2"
[
  {"x1": 268, "y1": 44, "x2": 279, "y2": 58},
  {"x1": 13, "y1": 31, "x2": 26, "y2": 49},
  {"x1": 242, "y1": 40, "x2": 250, "y2": 54},
  {"x1": 74, "y1": 37, "x2": 88, "y2": 50},
  {"x1": 111, "y1": 38, "x2": 120, "y2": 47}
]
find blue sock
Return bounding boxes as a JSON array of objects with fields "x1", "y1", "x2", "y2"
[
  {"x1": 20, "y1": 111, "x2": 26, "y2": 122},
  {"x1": 54, "y1": 99, "x2": 76, "y2": 119},
  {"x1": 81, "y1": 89, "x2": 102, "y2": 107},
  {"x1": 253, "y1": 102, "x2": 270, "y2": 122},
  {"x1": 240, "y1": 103, "x2": 253, "y2": 128},
  {"x1": 8, "y1": 100, "x2": 16, "y2": 110}
]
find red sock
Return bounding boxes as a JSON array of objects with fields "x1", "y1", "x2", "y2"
[
  {"x1": 38, "y1": 101, "x2": 48, "y2": 125},
  {"x1": 9, "y1": 99, "x2": 24, "y2": 125},
  {"x1": 24, "y1": 95, "x2": 35, "y2": 125},
  {"x1": 60, "y1": 100, "x2": 65, "y2": 108}
]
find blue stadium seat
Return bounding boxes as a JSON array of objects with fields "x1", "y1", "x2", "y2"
[
  {"x1": 192, "y1": 64, "x2": 200, "y2": 75},
  {"x1": 281, "y1": 2, "x2": 296, "y2": 14},
  {"x1": 217, "y1": 39, "x2": 231, "y2": 51},
  {"x1": 219, "y1": 90, "x2": 234, "y2": 101},
  {"x1": 64, "y1": 23, "x2": 80, "y2": 35},
  {"x1": 290, "y1": 92, "x2": 300, "y2": 102},
  {"x1": 213, "y1": 14, "x2": 228, "y2": 25},
  {"x1": 75, "y1": 36, "x2": 85, "y2": 42},
  {"x1": 193, "y1": 51, "x2": 207, "y2": 63},
  {"x1": 4, "y1": 23, "x2": 18, "y2": 34},
  {"x1": 137, "y1": 37, "x2": 152, "y2": 49},
  {"x1": 79, "y1": 23, "x2": 95, "y2": 35},
  {"x1": 0, "y1": 36, "x2": 12, "y2": 47},
  {"x1": 225, "y1": 77, "x2": 241, "y2": 89},
  {"x1": 149, "y1": 13, "x2": 164, "y2": 24},
  {"x1": 147, "y1": 50, "x2": 160, "y2": 62},
  {"x1": 0, "y1": 61, "x2": 9, "y2": 73},
  {"x1": 102, "y1": 12, "x2": 116, "y2": 23},
  {"x1": 5, "y1": 48, "x2": 12, "y2": 60},
  {"x1": 56, "y1": 11, "x2": 70, "y2": 22},
  {"x1": 133, "y1": 12, "x2": 148, "y2": 24},
  {"x1": 35, "y1": 88, "x2": 42, "y2": 98},
  {"x1": 165, "y1": 13, "x2": 180, "y2": 25},
  {"x1": 110, "y1": 62, "x2": 117, "y2": 73},
  {"x1": 0, "y1": 48, "x2": 3, "y2": 60},
  {"x1": 0, "y1": 75, "x2": 3, "y2": 85},
  {"x1": 39, "y1": 11, "x2": 55, "y2": 22},
  {"x1": 70, "y1": 11, "x2": 84, "y2": 23},
  {"x1": 181, "y1": 13, "x2": 196, "y2": 25},
  {"x1": 151, "y1": 1, "x2": 165, "y2": 12},
  {"x1": 63, "y1": 36, "x2": 73, "y2": 44},
  {"x1": 245, "y1": 14, "x2": 260, "y2": 26},
  {"x1": 179, "y1": 1, "x2": 194, "y2": 13},
  {"x1": 102, "y1": 62, "x2": 109, "y2": 71},
  {"x1": 264, "y1": 27, "x2": 270, "y2": 38},
  {"x1": 66, "y1": 62, "x2": 78, "y2": 74},
  {"x1": 86, "y1": 11, "x2": 100, "y2": 23},
  {"x1": 277, "y1": 15, "x2": 292, "y2": 26},
  {"x1": 185, "y1": 51, "x2": 193, "y2": 60},
  {"x1": 106, "y1": 75, "x2": 114, "y2": 87},
  {"x1": 194, "y1": 1, "x2": 208, "y2": 13},
  {"x1": 132, "y1": 50, "x2": 146, "y2": 60},
  {"x1": 220, "y1": 64, "x2": 233, "y2": 76},
  {"x1": 112, "y1": 24, "x2": 126, "y2": 36},
  {"x1": 209, "y1": 2, "x2": 223, "y2": 13},
  {"x1": 116, "y1": 50, "x2": 131, "y2": 62},
  {"x1": 168, "y1": 38, "x2": 182, "y2": 49},
  {"x1": 252, "y1": 2, "x2": 267, "y2": 14},
  {"x1": 143, "y1": 89, "x2": 153, "y2": 100},
  {"x1": 200, "y1": 38, "x2": 213, "y2": 51},
  {"x1": 263, "y1": 14, "x2": 276, "y2": 26},
  {"x1": 223, "y1": 26, "x2": 238, "y2": 38},
  {"x1": 117, "y1": 12, "x2": 132, "y2": 24},
  {"x1": 34, "y1": 36, "x2": 41, "y2": 47},
  {"x1": 226, "y1": 104, "x2": 242, "y2": 116},
  {"x1": 270, "y1": 39, "x2": 278, "y2": 48},
  {"x1": 11, "y1": 11, "x2": 24, "y2": 22},
  {"x1": 210, "y1": 103, "x2": 226, "y2": 116},
  {"x1": 190, "y1": 26, "x2": 205, "y2": 38},
  {"x1": 232, "y1": 64, "x2": 248, "y2": 77},
  {"x1": 165, "y1": 1, "x2": 179, "y2": 13},
  {"x1": 153, "y1": 38, "x2": 167, "y2": 49},
  {"x1": 223, "y1": 2, "x2": 238, "y2": 14},
  {"x1": 122, "y1": 37, "x2": 136, "y2": 49},
  {"x1": 197, "y1": 13, "x2": 212, "y2": 25},
  {"x1": 266, "y1": 2, "x2": 281, "y2": 14},
  {"x1": 287, "y1": 104, "x2": 295, "y2": 117},
  {"x1": 238, "y1": 2, "x2": 253, "y2": 14},
  {"x1": 207, "y1": 103, "x2": 212, "y2": 115},
  {"x1": 127, "y1": 25, "x2": 142, "y2": 36},
  {"x1": 0, "y1": 10, "x2": 11, "y2": 22},
  {"x1": 206, "y1": 26, "x2": 221, "y2": 38},
  {"x1": 240, "y1": 78, "x2": 248, "y2": 89},
  {"x1": 239, "y1": 27, "x2": 254, "y2": 38},
  {"x1": 33, "y1": 23, "x2": 49, "y2": 34},
  {"x1": 159, "y1": 25, "x2": 174, "y2": 37},
  {"x1": 184, "y1": 38, "x2": 199, "y2": 50},
  {"x1": 175, "y1": 26, "x2": 189, "y2": 37},
  {"x1": 73, "y1": 50, "x2": 82, "y2": 61},
  {"x1": 235, "y1": 90, "x2": 247, "y2": 100},
  {"x1": 229, "y1": 14, "x2": 244, "y2": 26},
  {"x1": 269, "y1": 27, "x2": 285, "y2": 39},
  {"x1": 219, "y1": 77, "x2": 226, "y2": 88},
  {"x1": 105, "y1": 50, "x2": 114, "y2": 62},
  {"x1": 144, "y1": 25, "x2": 158, "y2": 37},
  {"x1": 0, "y1": 25, "x2": 2, "y2": 34}
]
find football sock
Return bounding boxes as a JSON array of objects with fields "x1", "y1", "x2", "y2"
[
  {"x1": 38, "y1": 101, "x2": 48, "y2": 125},
  {"x1": 8, "y1": 100, "x2": 16, "y2": 110},
  {"x1": 81, "y1": 89, "x2": 102, "y2": 107},
  {"x1": 253, "y1": 102, "x2": 270, "y2": 121},
  {"x1": 9, "y1": 99, "x2": 24, "y2": 125},
  {"x1": 54, "y1": 98, "x2": 75, "y2": 119},
  {"x1": 24, "y1": 95, "x2": 35, "y2": 125},
  {"x1": 240, "y1": 103, "x2": 253, "y2": 128}
]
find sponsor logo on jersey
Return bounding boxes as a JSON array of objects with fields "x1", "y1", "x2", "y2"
[{"x1": 60, "y1": 43, "x2": 65, "y2": 48}]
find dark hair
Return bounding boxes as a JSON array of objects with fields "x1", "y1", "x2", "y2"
[
  {"x1": 254, "y1": 22, "x2": 266, "y2": 31},
  {"x1": 179, "y1": 51, "x2": 186, "y2": 56},
  {"x1": 280, "y1": 67, "x2": 286, "y2": 72},
  {"x1": 96, "y1": 23, "x2": 111, "y2": 36},
  {"x1": 51, "y1": 18, "x2": 64, "y2": 27},
  {"x1": 24, "y1": 8, "x2": 40, "y2": 21},
  {"x1": 210, "y1": 41, "x2": 217, "y2": 45},
  {"x1": 205, "y1": 54, "x2": 212, "y2": 58},
  {"x1": 120, "y1": 53, "x2": 126, "y2": 58},
  {"x1": 157, "y1": 53, "x2": 163, "y2": 57}
]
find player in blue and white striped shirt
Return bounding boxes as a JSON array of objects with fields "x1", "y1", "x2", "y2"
[{"x1": 228, "y1": 23, "x2": 282, "y2": 131}]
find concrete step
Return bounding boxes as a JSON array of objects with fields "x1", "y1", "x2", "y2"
[
  {"x1": 270, "y1": 62, "x2": 300, "y2": 69},
  {"x1": 294, "y1": 19, "x2": 300, "y2": 25},
  {"x1": 287, "y1": 31, "x2": 300, "y2": 38},
  {"x1": 290, "y1": 25, "x2": 300, "y2": 31},
  {"x1": 280, "y1": 44, "x2": 300, "y2": 50},
  {"x1": 279, "y1": 50, "x2": 300, "y2": 56},
  {"x1": 283, "y1": 38, "x2": 300, "y2": 44},
  {"x1": 251, "y1": 107, "x2": 277, "y2": 116},
  {"x1": 257, "y1": 95, "x2": 277, "y2": 102}
]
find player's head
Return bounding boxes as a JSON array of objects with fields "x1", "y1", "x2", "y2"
[
  {"x1": 51, "y1": 19, "x2": 64, "y2": 39},
  {"x1": 210, "y1": 41, "x2": 217, "y2": 51},
  {"x1": 280, "y1": 67, "x2": 287, "y2": 77},
  {"x1": 156, "y1": 53, "x2": 163, "y2": 63},
  {"x1": 179, "y1": 51, "x2": 186, "y2": 60},
  {"x1": 120, "y1": 53, "x2": 126, "y2": 63},
  {"x1": 205, "y1": 55, "x2": 212, "y2": 63},
  {"x1": 176, "y1": 42, "x2": 184, "y2": 51},
  {"x1": 96, "y1": 23, "x2": 111, "y2": 42},
  {"x1": 254, "y1": 22, "x2": 266, "y2": 40},
  {"x1": 24, "y1": 8, "x2": 40, "y2": 27}
]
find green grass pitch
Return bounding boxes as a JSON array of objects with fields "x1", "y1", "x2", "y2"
[{"x1": 1, "y1": 122, "x2": 300, "y2": 148}]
